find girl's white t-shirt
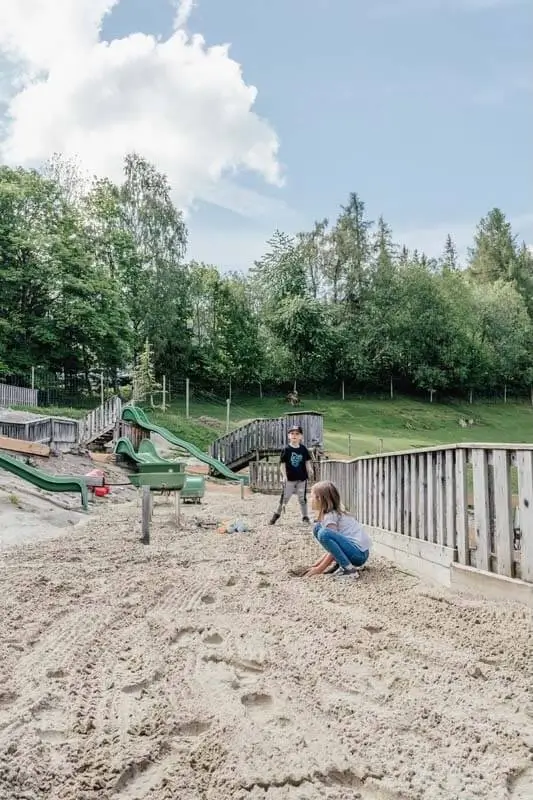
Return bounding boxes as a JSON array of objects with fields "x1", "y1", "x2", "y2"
[{"x1": 322, "y1": 511, "x2": 371, "y2": 552}]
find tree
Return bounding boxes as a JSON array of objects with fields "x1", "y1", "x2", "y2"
[
  {"x1": 441, "y1": 234, "x2": 459, "y2": 272},
  {"x1": 133, "y1": 339, "x2": 158, "y2": 404},
  {"x1": 468, "y1": 208, "x2": 518, "y2": 284}
]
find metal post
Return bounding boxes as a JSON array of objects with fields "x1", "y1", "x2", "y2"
[
  {"x1": 341, "y1": 380, "x2": 345, "y2": 400},
  {"x1": 348, "y1": 433, "x2": 352, "y2": 457},
  {"x1": 226, "y1": 398, "x2": 231, "y2": 433},
  {"x1": 31, "y1": 366, "x2": 35, "y2": 391},
  {"x1": 100, "y1": 372, "x2": 104, "y2": 407},
  {"x1": 162, "y1": 375, "x2": 166, "y2": 412},
  {"x1": 185, "y1": 378, "x2": 190, "y2": 418}
]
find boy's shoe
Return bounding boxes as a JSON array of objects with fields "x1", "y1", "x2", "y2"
[
  {"x1": 269, "y1": 512, "x2": 280, "y2": 525},
  {"x1": 332, "y1": 566, "x2": 360, "y2": 579},
  {"x1": 302, "y1": 516, "x2": 310, "y2": 524}
]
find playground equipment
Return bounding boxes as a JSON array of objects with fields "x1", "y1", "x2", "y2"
[
  {"x1": 128, "y1": 465, "x2": 186, "y2": 545},
  {"x1": 120, "y1": 406, "x2": 248, "y2": 485},
  {"x1": 0, "y1": 452, "x2": 104, "y2": 510},
  {"x1": 114, "y1": 437, "x2": 205, "y2": 503}
]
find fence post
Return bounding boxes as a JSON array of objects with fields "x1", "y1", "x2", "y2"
[
  {"x1": 348, "y1": 433, "x2": 352, "y2": 457},
  {"x1": 162, "y1": 376, "x2": 166, "y2": 412},
  {"x1": 100, "y1": 372, "x2": 104, "y2": 407},
  {"x1": 226, "y1": 398, "x2": 231, "y2": 433},
  {"x1": 31, "y1": 366, "x2": 35, "y2": 391},
  {"x1": 185, "y1": 378, "x2": 190, "y2": 418},
  {"x1": 341, "y1": 380, "x2": 345, "y2": 400}
]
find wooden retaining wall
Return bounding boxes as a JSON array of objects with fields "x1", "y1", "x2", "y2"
[
  {"x1": 319, "y1": 444, "x2": 532, "y2": 584},
  {"x1": 0, "y1": 383, "x2": 38, "y2": 407},
  {"x1": 0, "y1": 417, "x2": 79, "y2": 450}
]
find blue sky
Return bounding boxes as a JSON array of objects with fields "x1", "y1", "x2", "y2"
[{"x1": 2, "y1": 0, "x2": 532, "y2": 270}]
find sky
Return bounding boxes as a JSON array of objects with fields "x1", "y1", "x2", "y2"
[{"x1": 0, "y1": 0, "x2": 531, "y2": 270}]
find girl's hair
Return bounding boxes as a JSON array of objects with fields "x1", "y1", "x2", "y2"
[{"x1": 312, "y1": 480, "x2": 342, "y2": 518}]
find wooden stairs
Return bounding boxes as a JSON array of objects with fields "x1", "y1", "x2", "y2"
[
  {"x1": 80, "y1": 396, "x2": 122, "y2": 450},
  {"x1": 208, "y1": 412, "x2": 324, "y2": 472}
]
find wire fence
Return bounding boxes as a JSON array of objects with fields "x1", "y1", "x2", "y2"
[{"x1": 1, "y1": 370, "x2": 532, "y2": 420}]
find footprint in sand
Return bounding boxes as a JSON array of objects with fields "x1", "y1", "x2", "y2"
[
  {"x1": 241, "y1": 692, "x2": 275, "y2": 723},
  {"x1": 174, "y1": 720, "x2": 212, "y2": 738},
  {"x1": 200, "y1": 594, "x2": 215, "y2": 605},
  {"x1": 203, "y1": 632, "x2": 223, "y2": 646}
]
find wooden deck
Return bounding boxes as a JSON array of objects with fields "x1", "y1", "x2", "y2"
[{"x1": 209, "y1": 411, "x2": 324, "y2": 472}]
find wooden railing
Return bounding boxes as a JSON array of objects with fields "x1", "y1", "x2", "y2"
[
  {"x1": 79, "y1": 396, "x2": 122, "y2": 445},
  {"x1": 250, "y1": 460, "x2": 321, "y2": 493},
  {"x1": 320, "y1": 444, "x2": 533, "y2": 584},
  {"x1": 210, "y1": 412, "x2": 324, "y2": 469}
]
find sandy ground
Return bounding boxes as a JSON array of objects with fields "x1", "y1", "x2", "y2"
[{"x1": 0, "y1": 485, "x2": 532, "y2": 800}]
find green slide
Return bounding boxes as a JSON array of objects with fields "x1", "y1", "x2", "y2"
[
  {"x1": 0, "y1": 452, "x2": 89, "y2": 510},
  {"x1": 121, "y1": 406, "x2": 248, "y2": 484},
  {"x1": 114, "y1": 437, "x2": 205, "y2": 501}
]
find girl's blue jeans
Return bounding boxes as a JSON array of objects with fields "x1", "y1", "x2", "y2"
[{"x1": 313, "y1": 522, "x2": 369, "y2": 569}]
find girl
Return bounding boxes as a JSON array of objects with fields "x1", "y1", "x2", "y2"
[{"x1": 305, "y1": 480, "x2": 370, "y2": 578}]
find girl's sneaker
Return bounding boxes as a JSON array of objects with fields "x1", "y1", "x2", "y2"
[{"x1": 332, "y1": 566, "x2": 360, "y2": 579}]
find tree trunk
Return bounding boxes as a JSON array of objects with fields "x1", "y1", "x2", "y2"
[
  {"x1": 469, "y1": 389, "x2": 473, "y2": 404},
  {"x1": 259, "y1": 381, "x2": 263, "y2": 399}
]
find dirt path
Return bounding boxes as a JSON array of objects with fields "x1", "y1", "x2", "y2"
[{"x1": 0, "y1": 491, "x2": 531, "y2": 800}]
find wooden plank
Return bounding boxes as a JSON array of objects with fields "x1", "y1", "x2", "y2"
[
  {"x1": 377, "y1": 459, "x2": 384, "y2": 528},
  {"x1": 390, "y1": 457, "x2": 397, "y2": 533},
  {"x1": 444, "y1": 450, "x2": 456, "y2": 549},
  {"x1": 426, "y1": 452, "x2": 435, "y2": 543},
  {"x1": 372, "y1": 459, "x2": 379, "y2": 526},
  {"x1": 455, "y1": 449, "x2": 469, "y2": 564},
  {"x1": 0, "y1": 436, "x2": 50, "y2": 457},
  {"x1": 384, "y1": 457, "x2": 390, "y2": 530},
  {"x1": 356, "y1": 461, "x2": 363, "y2": 520},
  {"x1": 410, "y1": 454, "x2": 418, "y2": 538},
  {"x1": 418, "y1": 453, "x2": 427, "y2": 541},
  {"x1": 402, "y1": 455, "x2": 410, "y2": 535},
  {"x1": 516, "y1": 451, "x2": 533, "y2": 583},
  {"x1": 492, "y1": 449, "x2": 514, "y2": 578},
  {"x1": 396, "y1": 456, "x2": 403, "y2": 533},
  {"x1": 435, "y1": 452, "x2": 446, "y2": 546},
  {"x1": 472, "y1": 448, "x2": 491, "y2": 572}
]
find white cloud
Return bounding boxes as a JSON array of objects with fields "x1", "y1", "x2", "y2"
[{"x1": 0, "y1": 0, "x2": 283, "y2": 217}]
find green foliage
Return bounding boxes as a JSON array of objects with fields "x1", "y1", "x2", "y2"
[{"x1": 0, "y1": 152, "x2": 531, "y2": 402}]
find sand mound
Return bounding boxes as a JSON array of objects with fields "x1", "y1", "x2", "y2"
[{"x1": 0, "y1": 491, "x2": 531, "y2": 799}]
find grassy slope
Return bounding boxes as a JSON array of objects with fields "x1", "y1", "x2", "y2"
[
  {"x1": 158, "y1": 395, "x2": 533, "y2": 457},
  {"x1": 12, "y1": 395, "x2": 533, "y2": 457}
]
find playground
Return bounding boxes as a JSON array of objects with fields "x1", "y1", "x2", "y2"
[
  {"x1": 0, "y1": 399, "x2": 532, "y2": 799},
  {"x1": 0, "y1": 487, "x2": 531, "y2": 800}
]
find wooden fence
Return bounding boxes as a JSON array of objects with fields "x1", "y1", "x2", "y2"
[
  {"x1": 0, "y1": 383, "x2": 38, "y2": 408},
  {"x1": 249, "y1": 460, "x2": 322, "y2": 493},
  {"x1": 319, "y1": 444, "x2": 532, "y2": 584}
]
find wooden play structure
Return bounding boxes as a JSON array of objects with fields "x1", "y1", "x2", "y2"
[{"x1": 209, "y1": 411, "x2": 324, "y2": 474}]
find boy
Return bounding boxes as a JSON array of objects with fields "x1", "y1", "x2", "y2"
[{"x1": 269, "y1": 424, "x2": 313, "y2": 525}]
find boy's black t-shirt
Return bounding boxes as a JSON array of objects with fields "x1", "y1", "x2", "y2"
[{"x1": 280, "y1": 444, "x2": 311, "y2": 481}]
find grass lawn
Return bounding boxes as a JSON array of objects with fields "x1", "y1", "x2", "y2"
[
  {"x1": 154, "y1": 394, "x2": 533, "y2": 457},
  {"x1": 12, "y1": 394, "x2": 533, "y2": 457}
]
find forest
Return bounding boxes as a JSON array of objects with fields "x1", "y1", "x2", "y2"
[{"x1": 1, "y1": 152, "x2": 532, "y2": 400}]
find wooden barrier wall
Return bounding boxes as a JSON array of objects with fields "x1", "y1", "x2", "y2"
[{"x1": 319, "y1": 445, "x2": 532, "y2": 583}]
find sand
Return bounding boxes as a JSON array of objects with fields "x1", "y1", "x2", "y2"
[{"x1": 0, "y1": 487, "x2": 532, "y2": 800}]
